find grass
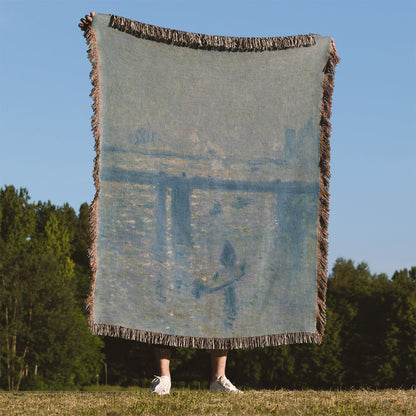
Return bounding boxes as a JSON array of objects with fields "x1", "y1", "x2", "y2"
[{"x1": 0, "y1": 388, "x2": 415, "y2": 415}]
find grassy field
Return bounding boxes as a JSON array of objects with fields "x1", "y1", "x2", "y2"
[{"x1": 0, "y1": 388, "x2": 415, "y2": 415}]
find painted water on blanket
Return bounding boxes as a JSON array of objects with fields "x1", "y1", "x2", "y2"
[{"x1": 95, "y1": 120, "x2": 319, "y2": 338}]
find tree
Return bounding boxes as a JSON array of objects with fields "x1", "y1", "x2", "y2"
[
  {"x1": 72, "y1": 203, "x2": 93, "y2": 309},
  {"x1": 387, "y1": 268, "x2": 416, "y2": 386},
  {"x1": 328, "y1": 259, "x2": 392, "y2": 386},
  {"x1": 0, "y1": 186, "x2": 36, "y2": 391},
  {"x1": 0, "y1": 186, "x2": 103, "y2": 391}
]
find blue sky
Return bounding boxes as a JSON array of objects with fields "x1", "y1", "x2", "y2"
[{"x1": 1, "y1": 0, "x2": 415, "y2": 277}]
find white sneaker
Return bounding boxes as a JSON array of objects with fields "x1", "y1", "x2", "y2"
[
  {"x1": 151, "y1": 375, "x2": 171, "y2": 395},
  {"x1": 209, "y1": 375, "x2": 243, "y2": 393}
]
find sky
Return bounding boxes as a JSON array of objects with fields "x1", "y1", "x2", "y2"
[{"x1": 1, "y1": 0, "x2": 415, "y2": 277}]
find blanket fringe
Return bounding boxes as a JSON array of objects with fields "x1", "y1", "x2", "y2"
[
  {"x1": 82, "y1": 22, "x2": 101, "y2": 330},
  {"x1": 91, "y1": 323, "x2": 320, "y2": 349},
  {"x1": 316, "y1": 39, "x2": 340, "y2": 342},
  {"x1": 108, "y1": 14, "x2": 316, "y2": 52}
]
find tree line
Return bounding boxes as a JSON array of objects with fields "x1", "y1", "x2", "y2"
[{"x1": 0, "y1": 185, "x2": 415, "y2": 391}]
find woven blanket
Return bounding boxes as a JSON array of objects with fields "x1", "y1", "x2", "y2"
[{"x1": 82, "y1": 14, "x2": 339, "y2": 349}]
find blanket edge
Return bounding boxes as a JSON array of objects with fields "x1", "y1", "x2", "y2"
[
  {"x1": 91, "y1": 323, "x2": 320, "y2": 349},
  {"x1": 84, "y1": 23, "x2": 101, "y2": 331},
  {"x1": 82, "y1": 16, "x2": 340, "y2": 349},
  {"x1": 316, "y1": 39, "x2": 340, "y2": 342},
  {"x1": 108, "y1": 14, "x2": 316, "y2": 51}
]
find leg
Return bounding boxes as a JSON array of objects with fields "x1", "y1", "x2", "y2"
[
  {"x1": 152, "y1": 347, "x2": 172, "y2": 395},
  {"x1": 211, "y1": 349, "x2": 228, "y2": 381},
  {"x1": 156, "y1": 347, "x2": 171, "y2": 378},
  {"x1": 210, "y1": 349, "x2": 242, "y2": 393}
]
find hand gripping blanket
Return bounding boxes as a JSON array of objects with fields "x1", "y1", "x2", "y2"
[{"x1": 82, "y1": 14, "x2": 339, "y2": 349}]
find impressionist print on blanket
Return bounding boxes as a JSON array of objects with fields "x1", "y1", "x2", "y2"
[{"x1": 82, "y1": 13, "x2": 339, "y2": 349}]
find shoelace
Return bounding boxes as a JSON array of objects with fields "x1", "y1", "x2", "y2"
[{"x1": 152, "y1": 375, "x2": 161, "y2": 385}]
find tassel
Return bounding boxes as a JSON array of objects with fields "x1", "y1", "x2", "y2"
[
  {"x1": 316, "y1": 39, "x2": 340, "y2": 343},
  {"x1": 92, "y1": 323, "x2": 320, "y2": 350},
  {"x1": 81, "y1": 16, "x2": 102, "y2": 331},
  {"x1": 109, "y1": 14, "x2": 316, "y2": 52}
]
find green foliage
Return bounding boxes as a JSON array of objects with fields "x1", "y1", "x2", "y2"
[
  {"x1": 95, "y1": 260, "x2": 416, "y2": 390},
  {"x1": 0, "y1": 186, "x2": 103, "y2": 391},
  {"x1": 227, "y1": 259, "x2": 414, "y2": 389},
  {"x1": 1, "y1": 185, "x2": 415, "y2": 390}
]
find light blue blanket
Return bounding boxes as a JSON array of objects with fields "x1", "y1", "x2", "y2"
[{"x1": 83, "y1": 14, "x2": 339, "y2": 348}]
